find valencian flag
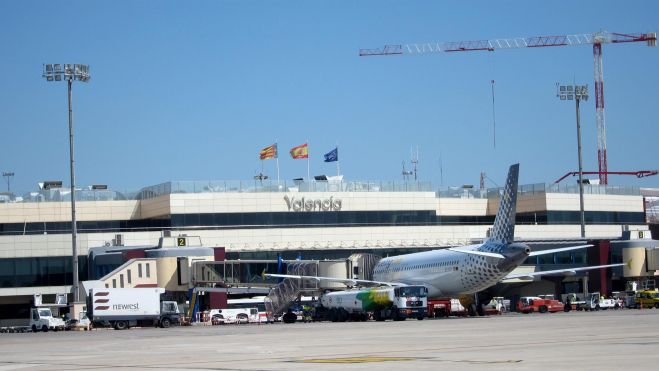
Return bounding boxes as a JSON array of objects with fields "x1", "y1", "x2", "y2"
[
  {"x1": 289, "y1": 143, "x2": 309, "y2": 159},
  {"x1": 259, "y1": 143, "x2": 277, "y2": 160},
  {"x1": 323, "y1": 147, "x2": 338, "y2": 162}
]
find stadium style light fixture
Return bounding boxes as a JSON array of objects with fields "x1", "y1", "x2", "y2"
[
  {"x1": 2, "y1": 171, "x2": 14, "y2": 193},
  {"x1": 42, "y1": 63, "x2": 91, "y2": 303},
  {"x1": 557, "y1": 83, "x2": 588, "y2": 238}
]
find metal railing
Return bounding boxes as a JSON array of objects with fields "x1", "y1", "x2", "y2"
[
  {"x1": 436, "y1": 183, "x2": 640, "y2": 199},
  {"x1": 137, "y1": 180, "x2": 433, "y2": 199},
  {"x1": 1, "y1": 180, "x2": 643, "y2": 204},
  {"x1": 264, "y1": 261, "x2": 318, "y2": 319}
]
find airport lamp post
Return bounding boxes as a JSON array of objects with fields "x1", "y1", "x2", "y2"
[
  {"x1": 2, "y1": 172, "x2": 13, "y2": 193},
  {"x1": 43, "y1": 64, "x2": 90, "y2": 303},
  {"x1": 557, "y1": 84, "x2": 588, "y2": 238}
]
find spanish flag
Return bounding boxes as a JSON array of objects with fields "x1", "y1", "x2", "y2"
[
  {"x1": 260, "y1": 143, "x2": 277, "y2": 160},
  {"x1": 289, "y1": 143, "x2": 309, "y2": 159}
]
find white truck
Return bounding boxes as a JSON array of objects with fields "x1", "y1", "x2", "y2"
[
  {"x1": 30, "y1": 307, "x2": 65, "y2": 332},
  {"x1": 315, "y1": 285, "x2": 428, "y2": 322},
  {"x1": 86, "y1": 288, "x2": 181, "y2": 330}
]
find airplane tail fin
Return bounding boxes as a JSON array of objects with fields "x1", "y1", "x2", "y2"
[{"x1": 488, "y1": 164, "x2": 519, "y2": 244}]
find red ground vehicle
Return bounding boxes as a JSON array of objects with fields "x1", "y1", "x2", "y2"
[
  {"x1": 427, "y1": 298, "x2": 467, "y2": 317},
  {"x1": 518, "y1": 296, "x2": 565, "y2": 313},
  {"x1": 428, "y1": 299, "x2": 451, "y2": 318}
]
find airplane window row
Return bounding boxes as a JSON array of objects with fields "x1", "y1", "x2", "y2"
[{"x1": 375, "y1": 260, "x2": 459, "y2": 274}]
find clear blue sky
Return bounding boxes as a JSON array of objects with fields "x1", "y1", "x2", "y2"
[{"x1": 1, "y1": 1, "x2": 658, "y2": 194}]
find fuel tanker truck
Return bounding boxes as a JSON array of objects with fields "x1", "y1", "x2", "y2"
[{"x1": 314, "y1": 285, "x2": 428, "y2": 322}]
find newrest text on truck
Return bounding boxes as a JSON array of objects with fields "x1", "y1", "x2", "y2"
[
  {"x1": 87, "y1": 288, "x2": 181, "y2": 330},
  {"x1": 315, "y1": 285, "x2": 428, "y2": 322}
]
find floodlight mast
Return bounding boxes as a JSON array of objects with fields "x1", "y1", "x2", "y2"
[
  {"x1": 2, "y1": 172, "x2": 14, "y2": 193},
  {"x1": 42, "y1": 64, "x2": 90, "y2": 303},
  {"x1": 361, "y1": 31, "x2": 657, "y2": 185},
  {"x1": 557, "y1": 83, "x2": 589, "y2": 238}
]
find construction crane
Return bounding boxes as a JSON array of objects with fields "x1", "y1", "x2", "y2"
[
  {"x1": 554, "y1": 170, "x2": 658, "y2": 184},
  {"x1": 360, "y1": 31, "x2": 657, "y2": 185}
]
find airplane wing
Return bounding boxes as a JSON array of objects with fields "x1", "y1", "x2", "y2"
[
  {"x1": 447, "y1": 247, "x2": 505, "y2": 259},
  {"x1": 502, "y1": 263, "x2": 624, "y2": 281},
  {"x1": 264, "y1": 273, "x2": 404, "y2": 287},
  {"x1": 528, "y1": 244, "x2": 593, "y2": 257},
  {"x1": 448, "y1": 244, "x2": 592, "y2": 259}
]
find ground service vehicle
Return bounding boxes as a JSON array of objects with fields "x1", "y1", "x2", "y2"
[
  {"x1": 562, "y1": 293, "x2": 586, "y2": 311},
  {"x1": 65, "y1": 311, "x2": 90, "y2": 331},
  {"x1": 634, "y1": 290, "x2": 659, "y2": 308},
  {"x1": 518, "y1": 297, "x2": 564, "y2": 313},
  {"x1": 87, "y1": 288, "x2": 181, "y2": 330},
  {"x1": 427, "y1": 298, "x2": 467, "y2": 318},
  {"x1": 208, "y1": 308, "x2": 259, "y2": 324},
  {"x1": 315, "y1": 285, "x2": 427, "y2": 322},
  {"x1": 227, "y1": 297, "x2": 270, "y2": 323},
  {"x1": 30, "y1": 307, "x2": 65, "y2": 332},
  {"x1": 427, "y1": 298, "x2": 451, "y2": 318},
  {"x1": 579, "y1": 292, "x2": 619, "y2": 311},
  {"x1": 591, "y1": 294, "x2": 620, "y2": 310}
]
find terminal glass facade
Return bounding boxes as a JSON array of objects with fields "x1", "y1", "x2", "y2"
[
  {"x1": 0, "y1": 257, "x2": 87, "y2": 288},
  {"x1": 0, "y1": 211, "x2": 644, "y2": 236}
]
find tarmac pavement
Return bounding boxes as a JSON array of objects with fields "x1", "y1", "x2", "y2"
[{"x1": 0, "y1": 309, "x2": 658, "y2": 370}]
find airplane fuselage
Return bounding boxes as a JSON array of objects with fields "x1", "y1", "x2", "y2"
[{"x1": 372, "y1": 242, "x2": 530, "y2": 298}]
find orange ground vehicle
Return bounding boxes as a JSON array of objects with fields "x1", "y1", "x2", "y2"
[{"x1": 518, "y1": 296, "x2": 565, "y2": 313}]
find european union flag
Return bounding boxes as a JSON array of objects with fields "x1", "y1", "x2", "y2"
[{"x1": 324, "y1": 147, "x2": 338, "y2": 162}]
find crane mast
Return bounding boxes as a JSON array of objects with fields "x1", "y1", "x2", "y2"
[
  {"x1": 361, "y1": 31, "x2": 657, "y2": 184},
  {"x1": 593, "y1": 43, "x2": 607, "y2": 184}
]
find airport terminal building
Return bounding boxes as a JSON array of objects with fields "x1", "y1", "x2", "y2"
[{"x1": 0, "y1": 178, "x2": 656, "y2": 321}]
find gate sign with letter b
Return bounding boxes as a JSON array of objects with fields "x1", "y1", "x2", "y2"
[{"x1": 177, "y1": 237, "x2": 186, "y2": 247}]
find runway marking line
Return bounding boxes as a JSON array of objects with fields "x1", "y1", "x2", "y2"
[
  {"x1": 292, "y1": 356, "x2": 418, "y2": 363},
  {"x1": 291, "y1": 356, "x2": 522, "y2": 365}
]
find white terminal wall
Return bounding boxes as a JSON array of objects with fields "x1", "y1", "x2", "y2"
[
  {"x1": 166, "y1": 191, "x2": 438, "y2": 215},
  {"x1": 0, "y1": 200, "x2": 140, "y2": 224},
  {"x1": 0, "y1": 191, "x2": 647, "y2": 259}
]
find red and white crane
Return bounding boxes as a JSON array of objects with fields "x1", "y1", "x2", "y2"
[{"x1": 360, "y1": 31, "x2": 657, "y2": 185}]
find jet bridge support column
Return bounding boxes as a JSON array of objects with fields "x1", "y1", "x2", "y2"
[
  {"x1": 586, "y1": 240, "x2": 611, "y2": 296},
  {"x1": 210, "y1": 247, "x2": 227, "y2": 309},
  {"x1": 597, "y1": 241, "x2": 611, "y2": 296}
]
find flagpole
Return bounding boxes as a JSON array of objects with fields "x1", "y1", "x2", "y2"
[
  {"x1": 306, "y1": 140, "x2": 310, "y2": 182},
  {"x1": 336, "y1": 145, "x2": 340, "y2": 176},
  {"x1": 275, "y1": 141, "x2": 280, "y2": 184}
]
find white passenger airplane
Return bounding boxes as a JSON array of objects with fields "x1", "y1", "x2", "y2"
[{"x1": 267, "y1": 164, "x2": 624, "y2": 309}]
